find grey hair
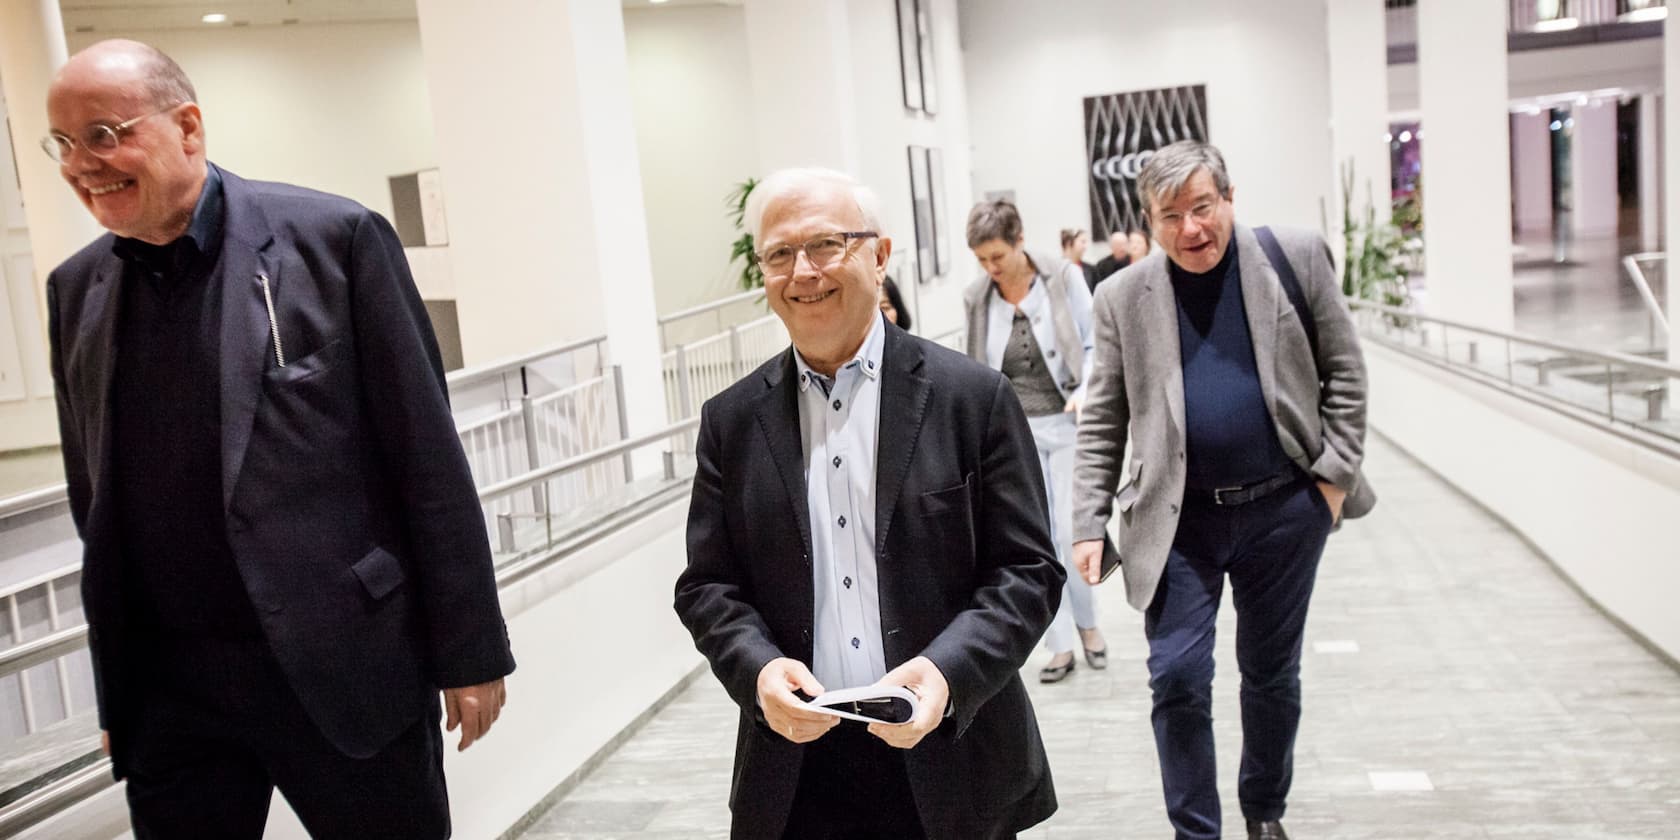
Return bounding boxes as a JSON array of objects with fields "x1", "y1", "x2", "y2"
[
  {"x1": 136, "y1": 44, "x2": 197, "y2": 108},
  {"x1": 1135, "y1": 140, "x2": 1231, "y2": 218},
  {"x1": 965, "y1": 199, "x2": 1023, "y2": 248},
  {"x1": 744, "y1": 168, "x2": 883, "y2": 242}
]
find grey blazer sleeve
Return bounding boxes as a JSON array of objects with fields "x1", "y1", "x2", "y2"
[
  {"x1": 1292, "y1": 232, "x2": 1367, "y2": 491},
  {"x1": 1072, "y1": 282, "x2": 1130, "y2": 542}
]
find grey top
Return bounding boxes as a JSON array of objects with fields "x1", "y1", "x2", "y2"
[{"x1": 1001, "y1": 310, "x2": 1065, "y2": 416}]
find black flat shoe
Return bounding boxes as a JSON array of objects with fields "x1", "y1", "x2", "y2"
[
  {"x1": 1038, "y1": 659, "x2": 1075, "y2": 683},
  {"x1": 1083, "y1": 647, "x2": 1108, "y2": 669},
  {"x1": 1246, "y1": 820, "x2": 1289, "y2": 840}
]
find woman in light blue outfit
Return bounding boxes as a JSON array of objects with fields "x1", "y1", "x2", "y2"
[{"x1": 961, "y1": 200, "x2": 1107, "y2": 683}]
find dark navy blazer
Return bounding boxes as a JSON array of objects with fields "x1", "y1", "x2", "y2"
[{"x1": 47, "y1": 165, "x2": 514, "y2": 774}]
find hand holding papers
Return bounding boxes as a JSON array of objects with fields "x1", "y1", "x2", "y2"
[{"x1": 804, "y1": 685, "x2": 919, "y2": 725}]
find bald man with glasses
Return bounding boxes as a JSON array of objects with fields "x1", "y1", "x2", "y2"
[{"x1": 43, "y1": 39, "x2": 513, "y2": 838}]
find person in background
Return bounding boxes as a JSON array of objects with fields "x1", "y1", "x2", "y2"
[
  {"x1": 963, "y1": 200, "x2": 1108, "y2": 685},
  {"x1": 1060, "y1": 228, "x2": 1101, "y2": 292},
  {"x1": 1127, "y1": 229, "x2": 1153, "y2": 264},
  {"x1": 1072, "y1": 140, "x2": 1375, "y2": 840},
  {"x1": 880, "y1": 274, "x2": 913, "y2": 331},
  {"x1": 1093, "y1": 228, "x2": 1133, "y2": 283}
]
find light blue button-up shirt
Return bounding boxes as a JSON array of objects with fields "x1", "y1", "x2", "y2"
[{"x1": 794, "y1": 312, "x2": 887, "y2": 690}]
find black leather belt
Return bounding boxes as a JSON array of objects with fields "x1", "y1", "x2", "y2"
[{"x1": 1190, "y1": 472, "x2": 1302, "y2": 507}]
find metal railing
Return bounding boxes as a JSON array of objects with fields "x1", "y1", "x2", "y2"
[
  {"x1": 661, "y1": 313, "x2": 789, "y2": 423},
  {"x1": 1386, "y1": 0, "x2": 1665, "y2": 53},
  {"x1": 1619, "y1": 251, "x2": 1670, "y2": 350},
  {"x1": 1350, "y1": 299, "x2": 1680, "y2": 451},
  {"x1": 656, "y1": 288, "x2": 767, "y2": 352}
]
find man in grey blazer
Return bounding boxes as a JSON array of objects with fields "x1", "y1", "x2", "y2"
[{"x1": 1071, "y1": 141, "x2": 1374, "y2": 840}]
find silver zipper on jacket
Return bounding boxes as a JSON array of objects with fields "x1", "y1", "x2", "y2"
[{"x1": 258, "y1": 273, "x2": 285, "y2": 367}]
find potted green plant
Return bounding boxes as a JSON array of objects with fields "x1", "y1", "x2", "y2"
[{"x1": 726, "y1": 178, "x2": 763, "y2": 290}]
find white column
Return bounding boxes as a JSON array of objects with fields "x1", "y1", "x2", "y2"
[
  {"x1": 1510, "y1": 111, "x2": 1553, "y2": 239},
  {"x1": 1326, "y1": 0, "x2": 1393, "y2": 266},
  {"x1": 1639, "y1": 93, "x2": 1660, "y2": 253},
  {"x1": 1570, "y1": 99, "x2": 1619, "y2": 241},
  {"x1": 741, "y1": 0, "x2": 861, "y2": 173},
  {"x1": 0, "y1": 1, "x2": 103, "y2": 295},
  {"x1": 0, "y1": 1, "x2": 102, "y2": 453},
  {"x1": 413, "y1": 0, "x2": 663, "y2": 436},
  {"x1": 1666, "y1": 28, "x2": 1680, "y2": 368},
  {"x1": 1416, "y1": 0, "x2": 1514, "y2": 331}
]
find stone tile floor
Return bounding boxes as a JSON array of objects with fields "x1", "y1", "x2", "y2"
[{"x1": 517, "y1": 434, "x2": 1680, "y2": 838}]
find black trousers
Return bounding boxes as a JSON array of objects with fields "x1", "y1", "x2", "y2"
[
  {"x1": 783, "y1": 723, "x2": 926, "y2": 840},
  {"x1": 123, "y1": 636, "x2": 449, "y2": 840}
]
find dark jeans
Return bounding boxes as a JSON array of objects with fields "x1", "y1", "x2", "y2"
[
  {"x1": 1144, "y1": 478, "x2": 1333, "y2": 840},
  {"x1": 124, "y1": 635, "x2": 449, "y2": 840}
]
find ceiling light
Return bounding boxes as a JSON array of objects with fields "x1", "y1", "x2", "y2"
[
  {"x1": 1620, "y1": 7, "x2": 1667, "y2": 23},
  {"x1": 650, "y1": 0, "x2": 670, "y2": 4},
  {"x1": 1398, "y1": 130, "x2": 1413, "y2": 143},
  {"x1": 1531, "y1": 17, "x2": 1579, "y2": 32},
  {"x1": 202, "y1": 12, "x2": 227, "y2": 23}
]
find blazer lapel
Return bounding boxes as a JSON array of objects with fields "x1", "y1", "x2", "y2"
[
  {"x1": 873, "y1": 327, "x2": 930, "y2": 555},
  {"x1": 216, "y1": 169, "x2": 279, "y2": 513},
  {"x1": 1139, "y1": 263, "x2": 1186, "y2": 437},
  {"x1": 753, "y1": 349, "x2": 813, "y2": 565},
  {"x1": 1234, "y1": 225, "x2": 1282, "y2": 421}
]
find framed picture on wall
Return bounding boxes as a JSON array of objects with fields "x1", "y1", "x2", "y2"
[
  {"x1": 1083, "y1": 84, "x2": 1208, "y2": 240},
  {"x1": 916, "y1": 0, "x2": 938, "y2": 116},
  {"x1": 926, "y1": 147, "x2": 950, "y2": 276},
  {"x1": 907, "y1": 145, "x2": 935, "y2": 285},
  {"x1": 895, "y1": 0, "x2": 924, "y2": 112}
]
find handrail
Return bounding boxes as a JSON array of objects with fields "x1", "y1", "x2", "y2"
[
  {"x1": 1348, "y1": 299, "x2": 1680, "y2": 378},
  {"x1": 1619, "y1": 252, "x2": 1670, "y2": 341},
  {"x1": 0, "y1": 627, "x2": 89, "y2": 680},
  {"x1": 0, "y1": 485, "x2": 69, "y2": 520},
  {"x1": 477, "y1": 418, "x2": 701, "y2": 503},
  {"x1": 656, "y1": 288, "x2": 765, "y2": 326},
  {"x1": 445, "y1": 334, "x2": 608, "y2": 391},
  {"x1": 0, "y1": 417, "x2": 707, "y2": 836}
]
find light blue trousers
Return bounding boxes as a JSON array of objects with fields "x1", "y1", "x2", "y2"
[{"x1": 1027, "y1": 411, "x2": 1097, "y2": 655}]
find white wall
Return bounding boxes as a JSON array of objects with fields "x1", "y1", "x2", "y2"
[
  {"x1": 1366, "y1": 344, "x2": 1680, "y2": 663},
  {"x1": 67, "y1": 22, "x2": 436, "y2": 224},
  {"x1": 957, "y1": 0, "x2": 1336, "y2": 256},
  {"x1": 624, "y1": 5, "x2": 758, "y2": 322},
  {"x1": 848, "y1": 0, "x2": 976, "y2": 339}
]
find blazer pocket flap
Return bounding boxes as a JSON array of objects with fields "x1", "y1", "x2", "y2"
[
  {"x1": 918, "y1": 473, "x2": 975, "y2": 516},
  {"x1": 265, "y1": 338, "x2": 343, "y2": 385},
  {"x1": 1116, "y1": 461, "x2": 1143, "y2": 512},
  {"x1": 350, "y1": 545, "x2": 406, "y2": 600}
]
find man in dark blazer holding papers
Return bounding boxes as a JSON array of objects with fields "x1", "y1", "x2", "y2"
[
  {"x1": 674, "y1": 168, "x2": 1063, "y2": 839},
  {"x1": 43, "y1": 40, "x2": 512, "y2": 838}
]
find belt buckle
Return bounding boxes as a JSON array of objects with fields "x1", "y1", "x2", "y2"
[{"x1": 1213, "y1": 485, "x2": 1243, "y2": 506}]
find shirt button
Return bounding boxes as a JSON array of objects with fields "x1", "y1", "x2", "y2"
[
  {"x1": 851, "y1": 637, "x2": 861, "y2": 649},
  {"x1": 844, "y1": 576, "x2": 853, "y2": 588},
  {"x1": 832, "y1": 399, "x2": 842, "y2": 411},
  {"x1": 867, "y1": 360, "x2": 875, "y2": 370},
  {"x1": 833, "y1": 456, "x2": 842, "y2": 468},
  {"x1": 1048, "y1": 349, "x2": 1057, "y2": 357},
  {"x1": 838, "y1": 515, "x2": 847, "y2": 528}
]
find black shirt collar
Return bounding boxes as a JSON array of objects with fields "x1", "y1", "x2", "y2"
[{"x1": 112, "y1": 164, "x2": 224, "y2": 272}]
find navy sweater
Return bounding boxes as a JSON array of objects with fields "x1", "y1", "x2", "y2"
[{"x1": 1169, "y1": 242, "x2": 1296, "y2": 490}]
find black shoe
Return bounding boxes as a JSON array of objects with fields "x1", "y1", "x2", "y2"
[
  {"x1": 1083, "y1": 646, "x2": 1108, "y2": 669},
  {"x1": 1246, "y1": 820, "x2": 1289, "y2": 840},
  {"x1": 1038, "y1": 658, "x2": 1075, "y2": 683}
]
